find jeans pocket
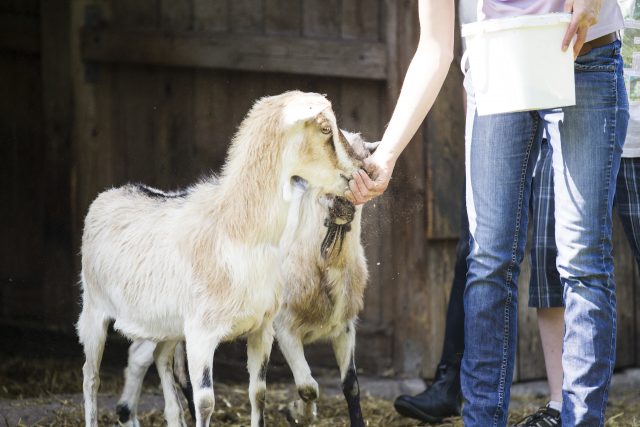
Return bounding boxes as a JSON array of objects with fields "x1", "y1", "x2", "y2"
[{"x1": 574, "y1": 41, "x2": 620, "y2": 72}]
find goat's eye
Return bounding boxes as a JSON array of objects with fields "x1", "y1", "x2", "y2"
[{"x1": 321, "y1": 125, "x2": 332, "y2": 135}]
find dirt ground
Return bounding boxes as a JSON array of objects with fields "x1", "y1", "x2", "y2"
[{"x1": 1, "y1": 356, "x2": 639, "y2": 426}]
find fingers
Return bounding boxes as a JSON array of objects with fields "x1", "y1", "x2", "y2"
[
  {"x1": 562, "y1": 20, "x2": 578, "y2": 52},
  {"x1": 345, "y1": 170, "x2": 384, "y2": 205},
  {"x1": 564, "y1": 0, "x2": 574, "y2": 13},
  {"x1": 573, "y1": 26, "x2": 588, "y2": 58}
]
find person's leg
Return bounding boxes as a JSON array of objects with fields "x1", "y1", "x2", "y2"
[
  {"x1": 542, "y1": 41, "x2": 628, "y2": 426},
  {"x1": 439, "y1": 201, "x2": 469, "y2": 367},
  {"x1": 462, "y1": 88, "x2": 543, "y2": 425},
  {"x1": 537, "y1": 308, "x2": 565, "y2": 403},
  {"x1": 615, "y1": 157, "x2": 640, "y2": 265},
  {"x1": 528, "y1": 138, "x2": 565, "y2": 406}
]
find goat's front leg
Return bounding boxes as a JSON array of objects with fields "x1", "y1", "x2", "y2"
[
  {"x1": 332, "y1": 320, "x2": 364, "y2": 427},
  {"x1": 116, "y1": 340, "x2": 156, "y2": 427},
  {"x1": 185, "y1": 327, "x2": 225, "y2": 427},
  {"x1": 154, "y1": 340, "x2": 187, "y2": 427},
  {"x1": 276, "y1": 325, "x2": 318, "y2": 425},
  {"x1": 247, "y1": 324, "x2": 275, "y2": 427}
]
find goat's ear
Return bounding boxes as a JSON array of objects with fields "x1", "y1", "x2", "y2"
[
  {"x1": 282, "y1": 103, "x2": 328, "y2": 128},
  {"x1": 364, "y1": 141, "x2": 380, "y2": 153}
]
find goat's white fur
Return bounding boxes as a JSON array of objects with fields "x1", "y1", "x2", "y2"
[
  {"x1": 77, "y1": 91, "x2": 361, "y2": 427},
  {"x1": 116, "y1": 132, "x2": 371, "y2": 427}
]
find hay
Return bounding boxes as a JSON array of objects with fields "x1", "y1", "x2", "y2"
[{"x1": 1, "y1": 356, "x2": 639, "y2": 426}]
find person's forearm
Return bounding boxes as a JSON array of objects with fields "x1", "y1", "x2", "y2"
[{"x1": 376, "y1": 1, "x2": 455, "y2": 164}]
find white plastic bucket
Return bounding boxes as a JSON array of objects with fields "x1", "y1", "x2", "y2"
[{"x1": 461, "y1": 13, "x2": 575, "y2": 116}]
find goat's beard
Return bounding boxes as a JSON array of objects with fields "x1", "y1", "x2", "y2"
[
  {"x1": 321, "y1": 222, "x2": 351, "y2": 258},
  {"x1": 320, "y1": 196, "x2": 355, "y2": 258}
]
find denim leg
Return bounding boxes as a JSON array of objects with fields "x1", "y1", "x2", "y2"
[
  {"x1": 529, "y1": 139, "x2": 564, "y2": 308},
  {"x1": 616, "y1": 157, "x2": 640, "y2": 266},
  {"x1": 462, "y1": 109, "x2": 542, "y2": 427},
  {"x1": 439, "y1": 188, "x2": 469, "y2": 367},
  {"x1": 541, "y1": 41, "x2": 628, "y2": 426}
]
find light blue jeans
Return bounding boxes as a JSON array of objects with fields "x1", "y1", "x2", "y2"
[{"x1": 462, "y1": 40, "x2": 629, "y2": 426}]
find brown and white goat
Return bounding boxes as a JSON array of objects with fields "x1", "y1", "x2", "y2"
[
  {"x1": 76, "y1": 91, "x2": 363, "y2": 427},
  {"x1": 115, "y1": 133, "x2": 375, "y2": 427}
]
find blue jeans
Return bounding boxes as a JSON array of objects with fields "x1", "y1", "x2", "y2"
[{"x1": 462, "y1": 41, "x2": 628, "y2": 427}]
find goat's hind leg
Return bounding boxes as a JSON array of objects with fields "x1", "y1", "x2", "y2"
[
  {"x1": 77, "y1": 304, "x2": 109, "y2": 427},
  {"x1": 155, "y1": 340, "x2": 187, "y2": 427},
  {"x1": 247, "y1": 325, "x2": 275, "y2": 427},
  {"x1": 277, "y1": 326, "x2": 318, "y2": 426},
  {"x1": 332, "y1": 320, "x2": 364, "y2": 427},
  {"x1": 117, "y1": 340, "x2": 156, "y2": 427}
]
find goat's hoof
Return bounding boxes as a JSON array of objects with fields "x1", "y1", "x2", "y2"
[
  {"x1": 115, "y1": 403, "x2": 140, "y2": 427},
  {"x1": 281, "y1": 400, "x2": 317, "y2": 426}
]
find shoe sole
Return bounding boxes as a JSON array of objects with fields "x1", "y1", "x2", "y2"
[{"x1": 393, "y1": 400, "x2": 446, "y2": 424}]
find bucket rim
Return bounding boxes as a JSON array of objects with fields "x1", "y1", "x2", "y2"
[{"x1": 461, "y1": 12, "x2": 571, "y2": 37}]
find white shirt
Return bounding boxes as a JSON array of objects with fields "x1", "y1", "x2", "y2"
[{"x1": 478, "y1": 0, "x2": 624, "y2": 42}]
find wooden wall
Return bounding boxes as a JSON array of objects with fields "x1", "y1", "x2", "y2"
[{"x1": 1, "y1": 0, "x2": 638, "y2": 381}]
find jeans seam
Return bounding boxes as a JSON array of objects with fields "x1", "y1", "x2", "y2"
[
  {"x1": 596, "y1": 59, "x2": 619, "y2": 427},
  {"x1": 493, "y1": 116, "x2": 538, "y2": 427}
]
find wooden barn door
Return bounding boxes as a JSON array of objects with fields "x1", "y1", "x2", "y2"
[{"x1": 73, "y1": 0, "x2": 395, "y2": 374}]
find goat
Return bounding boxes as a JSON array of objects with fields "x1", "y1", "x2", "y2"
[
  {"x1": 76, "y1": 91, "x2": 363, "y2": 427},
  {"x1": 115, "y1": 132, "x2": 376, "y2": 427}
]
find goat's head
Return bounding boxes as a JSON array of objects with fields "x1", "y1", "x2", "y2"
[{"x1": 279, "y1": 92, "x2": 363, "y2": 196}]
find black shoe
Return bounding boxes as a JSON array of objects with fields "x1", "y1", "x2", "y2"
[
  {"x1": 393, "y1": 363, "x2": 462, "y2": 423},
  {"x1": 512, "y1": 404, "x2": 561, "y2": 427}
]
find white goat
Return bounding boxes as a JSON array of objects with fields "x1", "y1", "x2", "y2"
[
  {"x1": 76, "y1": 91, "x2": 363, "y2": 427},
  {"x1": 115, "y1": 133, "x2": 375, "y2": 427}
]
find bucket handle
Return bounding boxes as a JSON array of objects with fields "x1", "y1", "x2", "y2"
[
  {"x1": 460, "y1": 47, "x2": 489, "y2": 94},
  {"x1": 461, "y1": 49, "x2": 470, "y2": 76}
]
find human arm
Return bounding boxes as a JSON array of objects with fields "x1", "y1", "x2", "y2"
[
  {"x1": 562, "y1": 0, "x2": 603, "y2": 58},
  {"x1": 346, "y1": 0, "x2": 455, "y2": 205}
]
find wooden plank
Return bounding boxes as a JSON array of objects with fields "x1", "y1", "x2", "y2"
[
  {"x1": 110, "y1": 0, "x2": 159, "y2": 29},
  {"x1": 340, "y1": 80, "x2": 383, "y2": 334},
  {"x1": 228, "y1": 72, "x2": 266, "y2": 135},
  {"x1": 342, "y1": 0, "x2": 380, "y2": 40},
  {"x1": 156, "y1": 68, "x2": 196, "y2": 188},
  {"x1": 424, "y1": 6, "x2": 465, "y2": 240},
  {"x1": 82, "y1": 29, "x2": 388, "y2": 80},
  {"x1": 193, "y1": 69, "x2": 233, "y2": 175},
  {"x1": 0, "y1": 0, "x2": 39, "y2": 15},
  {"x1": 230, "y1": 0, "x2": 264, "y2": 34},
  {"x1": 160, "y1": 0, "x2": 193, "y2": 31},
  {"x1": 0, "y1": 52, "x2": 45, "y2": 324},
  {"x1": 424, "y1": 65, "x2": 465, "y2": 240},
  {"x1": 265, "y1": 0, "x2": 301, "y2": 36},
  {"x1": 420, "y1": 241, "x2": 458, "y2": 376},
  {"x1": 112, "y1": 64, "x2": 160, "y2": 185},
  {"x1": 0, "y1": 14, "x2": 40, "y2": 54},
  {"x1": 40, "y1": 0, "x2": 75, "y2": 326},
  {"x1": 302, "y1": 0, "x2": 340, "y2": 38},
  {"x1": 193, "y1": 0, "x2": 228, "y2": 32},
  {"x1": 379, "y1": 0, "x2": 399, "y2": 353},
  {"x1": 383, "y1": 0, "x2": 432, "y2": 376},
  {"x1": 612, "y1": 214, "x2": 636, "y2": 368}
]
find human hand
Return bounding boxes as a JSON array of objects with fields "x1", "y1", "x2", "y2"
[
  {"x1": 562, "y1": 0, "x2": 603, "y2": 58},
  {"x1": 345, "y1": 150, "x2": 395, "y2": 205}
]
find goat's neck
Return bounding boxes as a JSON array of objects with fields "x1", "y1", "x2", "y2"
[{"x1": 201, "y1": 139, "x2": 290, "y2": 245}]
